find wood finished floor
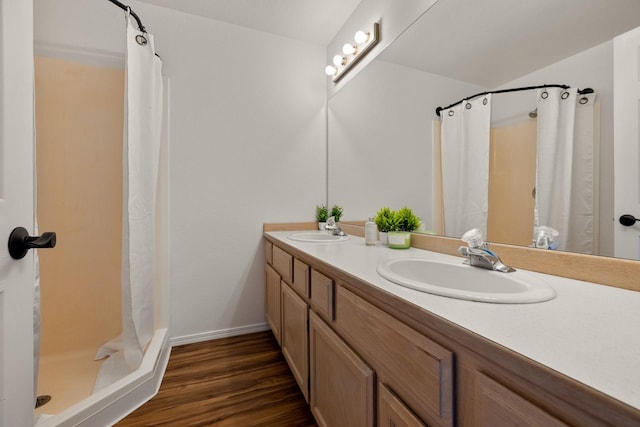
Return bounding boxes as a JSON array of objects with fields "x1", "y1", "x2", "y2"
[{"x1": 117, "y1": 331, "x2": 317, "y2": 427}]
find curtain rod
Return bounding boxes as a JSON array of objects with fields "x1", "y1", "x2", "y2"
[
  {"x1": 107, "y1": 0, "x2": 147, "y2": 33},
  {"x1": 435, "y1": 84, "x2": 594, "y2": 117}
]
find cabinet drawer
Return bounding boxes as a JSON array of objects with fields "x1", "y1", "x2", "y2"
[
  {"x1": 474, "y1": 372, "x2": 567, "y2": 426},
  {"x1": 310, "y1": 269, "x2": 334, "y2": 321},
  {"x1": 265, "y1": 240, "x2": 273, "y2": 265},
  {"x1": 272, "y1": 245, "x2": 293, "y2": 283},
  {"x1": 292, "y1": 258, "x2": 310, "y2": 298},
  {"x1": 336, "y1": 285, "x2": 454, "y2": 427}
]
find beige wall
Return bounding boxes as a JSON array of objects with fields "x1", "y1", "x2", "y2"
[
  {"x1": 35, "y1": 56, "x2": 123, "y2": 355},
  {"x1": 487, "y1": 121, "x2": 537, "y2": 246}
]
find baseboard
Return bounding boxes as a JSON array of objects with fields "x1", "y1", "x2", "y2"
[{"x1": 170, "y1": 322, "x2": 270, "y2": 347}]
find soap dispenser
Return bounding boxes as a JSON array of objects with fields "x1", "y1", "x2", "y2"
[{"x1": 365, "y1": 218, "x2": 377, "y2": 246}]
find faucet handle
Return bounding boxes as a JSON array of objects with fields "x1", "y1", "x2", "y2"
[{"x1": 461, "y1": 228, "x2": 486, "y2": 249}]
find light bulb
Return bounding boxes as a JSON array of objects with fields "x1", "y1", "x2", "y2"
[
  {"x1": 342, "y1": 43, "x2": 356, "y2": 55},
  {"x1": 333, "y1": 55, "x2": 345, "y2": 67},
  {"x1": 354, "y1": 30, "x2": 369, "y2": 44},
  {"x1": 325, "y1": 65, "x2": 336, "y2": 76}
]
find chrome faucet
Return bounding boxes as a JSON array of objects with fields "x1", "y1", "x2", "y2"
[
  {"x1": 458, "y1": 229, "x2": 515, "y2": 273},
  {"x1": 325, "y1": 216, "x2": 346, "y2": 236}
]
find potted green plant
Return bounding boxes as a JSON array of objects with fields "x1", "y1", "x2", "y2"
[
  {"x1": 330, "y1": 205, "x2": 344, "y2": 223},
  {"x1": 316, "y1": 204, "x2": 329, "y2": 230},
  {"x1": 374, "y1": 207, "x2": 398, "y2": 245},
  {"x1": 388, "y1": 206, "x2": 420, "y2": 249}
]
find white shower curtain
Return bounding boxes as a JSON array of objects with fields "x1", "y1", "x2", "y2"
[
  {"x1": 121, "y1": 13, "x2": 163, "y2": 369},
  {"x1": 536, "y1": 88, "x2": 595, "y2": 253},
  {"x1": 439, "y1": 95, "x2": 492, "y2": 237},
  {"x1": 94, "y1": 15, "x2": 163, "y2": 391}
]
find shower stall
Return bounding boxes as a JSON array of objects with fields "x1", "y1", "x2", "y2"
[{"x1": 33, "y1": 7, "x2": 170, "y2": 425}]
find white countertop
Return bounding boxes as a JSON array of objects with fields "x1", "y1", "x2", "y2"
[{"x1": 266, "y1": 230, "x2": 640, "y2": 410}]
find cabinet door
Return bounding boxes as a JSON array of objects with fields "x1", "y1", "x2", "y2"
[
  {"x1": 379, "y1": 384, "x2": 427, "y2": 427},
  {"x1": 474, "y1": 372, "x2": 567, "y2": 426},
  {"x1": 310, "y1": 312, "x2": 374, "y2": 427},
  {"x1": 265, "y1": 264, "x2": 281, "y2": 344},
  {"x1": 281, "y1": 282, "x2": 309, "y2": 402}
]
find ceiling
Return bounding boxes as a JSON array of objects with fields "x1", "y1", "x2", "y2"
[
  {"x1": 379, "y1": 0, "x2": 640, "y2": 88},
  {"x1": 136, "y1": 0, "x2": 362, "y2": 45}
]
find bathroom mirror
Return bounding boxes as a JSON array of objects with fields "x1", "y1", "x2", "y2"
[{"x1": 327, "y1": 0, "x2": 640, "y2": 258}]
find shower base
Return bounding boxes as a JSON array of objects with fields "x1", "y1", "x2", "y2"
[
  {"x1": 35, "y1": 328, "x2": 169, "y2": 427},
  {"x1": 35, "y1": 348, "x2": 104, "y2": 416}
]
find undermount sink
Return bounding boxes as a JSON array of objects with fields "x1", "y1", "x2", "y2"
[
  {"x1": 377, "y1": 258, "x2": 556, "y2": 303},
  {"x1": 288, "y1": 231, "x2": 349, "y2": 243}
]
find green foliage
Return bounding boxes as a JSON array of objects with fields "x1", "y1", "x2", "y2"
[
  {"x1": 395, "y1": 206, "x2": 421, "y2": 232},
  {"x1": 374, "y1": 207, "x2": 398, "y2": 232},
  {"x1": 330, "y1": 205, "x2": 344, "y2": 222},
  {"x1": 315, "y1": 204, "x2": 328, "y2": 222},
  {"x1": 374, "y1": 206, "x2": 420, "y2": 232}
]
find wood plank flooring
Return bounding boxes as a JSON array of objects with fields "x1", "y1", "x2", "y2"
[{"x1": 117, "y1": 331, "x2": 317, "y2": 426}]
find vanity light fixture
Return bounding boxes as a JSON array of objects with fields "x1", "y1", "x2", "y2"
[{"x1": 325, "y1": 22, "x2": 380, "y2": 83}]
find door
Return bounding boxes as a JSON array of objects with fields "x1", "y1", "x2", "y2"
[
  {"x1": 614, "y1": 25, "x2": 640, "y2": 260},
  {"x1": 0, "y1": 0, "x2": 37, "y2": 425}
]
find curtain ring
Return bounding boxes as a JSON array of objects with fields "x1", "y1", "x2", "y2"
[
  {"x1": 465, "y1": 102, "x2": 472, "y2": 110},
  {"x1": 561, "y1": 91, "x2": 570, "y2": 100},
  {"x1": 579, "y1": 96, "x2": 588, "y2": 105},
  {"x1": 482, "y1": 97, "x2": 488, "y2": 106},
  {"x1": 136, "y1": 35, "x2": 148, "y2": 46},
  {"x1": 541, "y1": 91, "x2": 548, "y2": 99},
  {"x1": 448, "y1": 110, "x2": 455, "y2": 117}
]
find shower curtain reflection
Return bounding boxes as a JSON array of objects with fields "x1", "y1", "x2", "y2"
[{"x1": 439, "y1": 95, "x2": 492, "y2": 237}]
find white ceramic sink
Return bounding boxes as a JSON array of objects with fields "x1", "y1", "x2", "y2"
[
  {"x1": 288, "y1": 231, "x2": 349, "y2": 243},
  {"x1": 377, "y1": 258, "x2": 556, "y2": 303}
]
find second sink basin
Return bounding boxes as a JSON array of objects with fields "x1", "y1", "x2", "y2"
[
  {"x1": 377, "y1": 258, "x2": 556, "y2": 303},
  {"x1": 288, "y1": 231, "x2": 349, "y2": 243}
]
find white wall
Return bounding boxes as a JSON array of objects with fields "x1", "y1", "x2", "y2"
[
  {"x1": 495, "y1": 41, "x2": 614, "y2": 256},
  {"x1": 328, "y1": 59, "x2": 485, "y2": 223},
  {"x1": 35, "y1": 0, "x2": 327, "y2": 343}
]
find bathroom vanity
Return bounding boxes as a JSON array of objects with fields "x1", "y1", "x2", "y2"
[{"x1": 264, "y1": 225, "x2": 640, "y2": 426}]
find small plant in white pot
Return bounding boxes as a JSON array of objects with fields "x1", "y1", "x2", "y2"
[
  {"x1": 330, "y1": 205, "x2": 344, "y2": 223},
  {"x1": 374, "y1": 207, "x2": 397, "y2": 245},
  {"x1": 388, "y1": 207, "x2": 420, "y2": 249},
  {"x1": 316, "y1": 204, "x2": 329, "y2": 230}
]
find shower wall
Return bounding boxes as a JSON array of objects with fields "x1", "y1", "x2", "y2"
[
  {"x1": 487, "y1": 121, "x2": 537, "y2": 246},
  {"x1": 35, "y1": 56, "x2": 123, "y2": 356}
]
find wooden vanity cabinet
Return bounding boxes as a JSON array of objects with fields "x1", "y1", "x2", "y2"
[
  {"x1": 264, "y1": 239, "x2": 640, "y2": 427},
  {"x1": 309, "y1": 311, "x2": 375, "y2": 427}
]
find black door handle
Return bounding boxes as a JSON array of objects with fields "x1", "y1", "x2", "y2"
[
  {"x1": 8, "y1": 227, "x2": 57, "y2": 260},
  {"x1": 619, "y1": 214, "x2": 640, "y2": 227}
]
